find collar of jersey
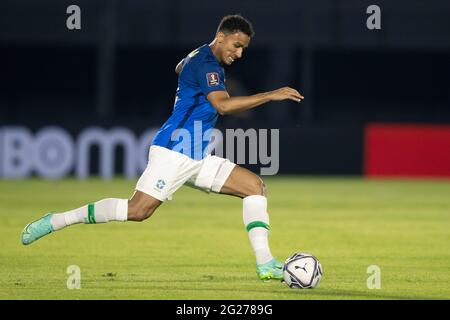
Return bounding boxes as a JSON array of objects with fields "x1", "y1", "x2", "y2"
[{"x1": 203, "y1": 44, "x2": 222, "y2": 65}]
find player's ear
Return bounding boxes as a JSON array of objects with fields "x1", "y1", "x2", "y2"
[{"x1": 216, "y1": 32, "x2": 226, "y2": 43}]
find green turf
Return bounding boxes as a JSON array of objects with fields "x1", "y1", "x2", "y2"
[{"x1": 1, "y1": 177, "x2": 449, "y2": 300}]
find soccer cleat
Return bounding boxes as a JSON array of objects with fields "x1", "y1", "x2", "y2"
[
  {"x1": 21, "y1": 213, "x2": 55, "y2": 245},
  {"x1": 256, "y1": 258, "x2": 284, "y2": 281}
]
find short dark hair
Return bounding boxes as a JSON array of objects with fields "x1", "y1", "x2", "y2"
[{"x1": 217, "y1": 14, "x2": 255, "y2": 38}]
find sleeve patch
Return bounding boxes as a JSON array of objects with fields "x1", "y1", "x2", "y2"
[{"x1": 206, "y1": 72, "x2": 220, "y2": 87}]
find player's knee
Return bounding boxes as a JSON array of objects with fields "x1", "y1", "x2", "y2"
[{"x1": 247, "y1": 176, "x2": 266, "y2": 197}]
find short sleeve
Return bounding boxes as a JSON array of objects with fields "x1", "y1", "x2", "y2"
[{"x1": 196, "y1": 61, "x2": 226, "y2": 96}]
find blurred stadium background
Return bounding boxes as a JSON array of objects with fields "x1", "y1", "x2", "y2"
[
  {"x1": 1, "y1": 0, "x2": 449, "y2": 178},
  {"x1": 1, "y1": 0, "x2": 449, "y2": 300}
]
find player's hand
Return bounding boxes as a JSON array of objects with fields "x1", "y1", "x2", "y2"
[{"x1": 268, "y1": 87, "x2": 304, "y2": 103}]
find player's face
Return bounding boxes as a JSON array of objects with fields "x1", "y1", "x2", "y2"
[{"x1": 217, "y1": 31, "x2": 250, "y2": 65}]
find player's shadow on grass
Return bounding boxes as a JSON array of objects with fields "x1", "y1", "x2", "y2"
[
  {"x1": 133, "y1": 284, "x2": 420, "y2": 300},
  {"x1": 100, "y1": 276, "x2": 434, "y2": 299},
  {"x1": 95, "y1": 274, "x2": 446, "y2": 299}
]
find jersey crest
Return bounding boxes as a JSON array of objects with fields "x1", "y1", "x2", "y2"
[{"x1": 206, "y1": 72, "x2": 220, "y2": 86}]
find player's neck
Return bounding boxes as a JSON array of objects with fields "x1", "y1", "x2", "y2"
[{"x1": 209, "y1": 40, "x2": 223, "y2": 64}]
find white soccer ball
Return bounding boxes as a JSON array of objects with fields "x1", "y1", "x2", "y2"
[{"x1": 283, "y1": 252, "x2": 323, "y2": 289}]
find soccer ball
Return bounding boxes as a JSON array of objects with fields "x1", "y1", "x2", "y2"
[{"x1": 283, "y1": 253, "x2": 323, "y2": 289}]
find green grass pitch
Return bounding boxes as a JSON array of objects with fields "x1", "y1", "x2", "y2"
[{"x1": 0, "y1": 177, "x2": 449, "y2": 300}]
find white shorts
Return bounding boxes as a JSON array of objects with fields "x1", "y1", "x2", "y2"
[{"x1": 135, "y1": 145, "x2": 236, "y2": 201}]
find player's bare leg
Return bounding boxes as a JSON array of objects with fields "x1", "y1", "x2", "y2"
[
  {"x1": 127, "y1": 191, "x2": 162, "y2": 221},
  {"x1": 219, "y1": 165, "x2": 266, "y2": 198},
  {"x1": 21, "y1": 190, "x2": 161, "y2": 245},
  {"x1": 219, "y1": 165, "x2": 283, "y2": 281}
]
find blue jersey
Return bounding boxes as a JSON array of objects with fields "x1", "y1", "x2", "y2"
[{"x1": 152, "y1": 44, "x2": 226, "y2": 160}]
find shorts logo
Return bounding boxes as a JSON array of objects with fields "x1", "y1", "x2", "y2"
[
  {"x1": 206, "y1": 72, "x2": 220, "y2": 86},
  {"x1": 155, "y1": 179, "x2": 166, "y2": 191}
]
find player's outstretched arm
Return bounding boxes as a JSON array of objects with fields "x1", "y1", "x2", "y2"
[{"x1": 207, "y1": 87, "x2": 304, "y2": 115}]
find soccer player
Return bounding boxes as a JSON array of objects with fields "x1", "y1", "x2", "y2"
[{"x1": 21, "y1": 14, "x2": 304, "y2": 281}]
